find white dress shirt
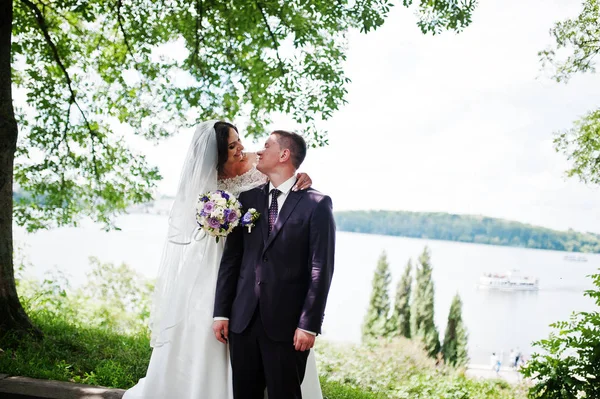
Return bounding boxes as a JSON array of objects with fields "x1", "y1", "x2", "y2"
[
  {"x1": 215, "y1": 175, "x2": 316, "y2": 335},
  {"x1": 267, "y1": 174, "x2": 297, "y2": 222}
]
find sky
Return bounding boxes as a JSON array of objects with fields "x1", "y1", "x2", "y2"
[{"x1": 131, "y1": 0, "x2": 600, "y2": 234}]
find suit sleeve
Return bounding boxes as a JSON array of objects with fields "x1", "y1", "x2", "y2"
[
  {"x1": 298, "y1": 195, "x2": 336, "y2": 334},
  {"x1": 213, "y1": 193, "x2": 246, "y2": 318}
]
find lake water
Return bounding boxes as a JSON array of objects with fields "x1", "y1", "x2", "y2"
[{"x1": 13, "y1": 213, "x2": 599, "y2": 365}]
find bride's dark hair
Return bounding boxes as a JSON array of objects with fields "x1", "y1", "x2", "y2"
[{"x1": 214, "y1": 121, "x2": 239, "y2": 176}]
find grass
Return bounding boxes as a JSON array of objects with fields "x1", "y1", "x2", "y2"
[
  {"x1": 0, "y1": 310, "x2": 151, "y2": 388},
  {"x1": 322, "y1": 379, "x2": 387, "y2": 399},
  {"x1": 0, "y1": 310, "x2": 382, "y2": 399}
]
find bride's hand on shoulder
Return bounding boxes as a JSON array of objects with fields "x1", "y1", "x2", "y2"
[{"x1": 293, "y1": 172, "x2": 312, "y2": 191}]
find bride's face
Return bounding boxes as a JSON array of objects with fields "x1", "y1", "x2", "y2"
[{"x1": 226, "y1": 128, "x2": 245, "y2": 162}]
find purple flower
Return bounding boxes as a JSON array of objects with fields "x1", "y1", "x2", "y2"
[
  {"x1": 201, "y1": 195, "x2": 209, "y2": 202},
  {"x1": 221, "y1": 191, "x2": 230, "y2": 200},
  {"x1": 208, "y1": 217, "x2": 221, "y2": 229},
  {"x1": 221, "y1": 222, "x2": 230, "y2": 230},
  {"x1": 242, "y1": 213, "x2": 252, "y2": 225},
  {"x1": 227, "y1": 211, "x2": 238, "y2": 223},
  {"x1": 203, "y1": 201, "x2": 215, "y2": 213}
]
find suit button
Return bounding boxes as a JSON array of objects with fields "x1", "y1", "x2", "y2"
[
  {"x1": 263, "y1": 256, "x2": 268, "y2": 262},
  {"x1": 258, "y1": 281, "x2": 262, "y2": 285}
]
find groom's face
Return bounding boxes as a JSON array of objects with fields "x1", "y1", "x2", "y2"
[{"x1": 257, "y1": 134, "x2": 282, "y2": 173}]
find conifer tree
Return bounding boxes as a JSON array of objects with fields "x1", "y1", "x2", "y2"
[
  {"x1": 362, "y1": 251, "x2": 392, "y2": 339},
  {"x1": 442, "y1": 293, "x2": 469, "y2": 367},
  {"x1": 411, "y1": 247, "x2": 441, "y2": 356},
  {"x1": 390, "y1": 259, "x2": 412, "y2": 338}
]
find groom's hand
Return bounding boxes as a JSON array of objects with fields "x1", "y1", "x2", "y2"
[
  {"x1": 293, "y1": 329, "x2": 315, "y2": 351},
  {"x1": 212, "y1": 320, "x2": 229, "y2": 344}
]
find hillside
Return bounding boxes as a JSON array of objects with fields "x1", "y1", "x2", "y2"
[{"x1": 335, "y1": 210, "x2": 600, "y2": 253}]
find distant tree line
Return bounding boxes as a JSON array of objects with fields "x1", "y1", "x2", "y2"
[
  {"x1": 335, "y1": 211, "x2": 600, "y2": 253},
  {"x1": 362, "y1": 248, "x2": 468, "y2": 368}
]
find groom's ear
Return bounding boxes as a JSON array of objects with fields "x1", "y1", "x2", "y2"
[{"x1": 279, "y1": 148, "x2": 291, "y2": 163}]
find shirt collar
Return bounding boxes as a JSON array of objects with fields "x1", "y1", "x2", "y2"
[{"x1": 269, "y1": 175, "x2": 297, "y2": 196}]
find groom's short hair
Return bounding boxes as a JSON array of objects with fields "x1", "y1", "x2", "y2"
[{"x1": 272, "y1": 130, "x2": 307, "y2": 169}]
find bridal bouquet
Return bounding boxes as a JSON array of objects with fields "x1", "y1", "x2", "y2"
[{"x1": 196, "y1": 190, "x2": 242, "y2": 242}]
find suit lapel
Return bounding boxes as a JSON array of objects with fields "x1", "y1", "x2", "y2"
[{"x1": 263, "y1": 189, "x2": 303, "y2": 253}]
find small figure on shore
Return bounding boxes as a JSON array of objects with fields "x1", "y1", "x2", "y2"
[
  {"x1": 514, "y1": 347, "x2": 521, "y2": 368},
  {"x1": 518, "y1": 353, "x2": 526, "y2": 368},
  {"x1": 490, "y1": 352, "x2": 501, "y2": 374},
  {"x1": 509, "y1": 349, "x2": 516, "y2": 369}
]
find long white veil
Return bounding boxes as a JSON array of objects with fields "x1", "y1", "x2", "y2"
[{"x1": 149, "y1": 120, "x2": 219, "y2": 347}]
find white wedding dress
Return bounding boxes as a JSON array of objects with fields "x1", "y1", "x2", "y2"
[{"x1": 124, "y1": 166, "x2": 323, "y2": 399}]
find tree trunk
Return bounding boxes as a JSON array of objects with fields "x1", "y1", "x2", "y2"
[{"x1": 0, "y1": 0, "x2": 37, "y2": 337}]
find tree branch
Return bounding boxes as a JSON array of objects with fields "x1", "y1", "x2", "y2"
[
  {"x1": 581, "y1": 52, "x2": 599, "y2": 73},
  {"x1": 256, "y1": 2, "x2": 286, "y2": 76},
  {"x1": 116, "y1": 0, "x2": 136, "y2": 62},
  {"x1": 51, "y1": 103, "x2": 72, "y2": 156},
  {"x1": 20, "y1": 0, "x2": 100, "y2": 179},
  {"x1": 36, "y1": 0, "x2": 86, "y2": 36},
  {"x1": 576, "y1": 38, "x2": 600, "y2": 47},
  {"x1": 61, "y1": 104, "x2": 72, "y2": 157},
  {"x1": 193, "y1": 0, "x2": 204, "y2": 65}
]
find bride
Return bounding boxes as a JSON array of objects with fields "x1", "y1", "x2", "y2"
[{"x1": 124, "y1": 121, "x2": 322, "y2": 398}]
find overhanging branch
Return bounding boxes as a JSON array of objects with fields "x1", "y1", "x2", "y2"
[
  {"x1": 256, "y1": 2, "x2": 286, "y2": 76},
  {"x1": 193, "y1": 0, "x2": 204, "y2": 65},
  {"x1": 20, "y1": 0, "x2": 100, "y2": 179},
  {"x1": 36, "y1": 0, "x2": 86, "y2": 36},
  {"x1": 116, "y1": 0, "x2": 136, "y2": 62}
]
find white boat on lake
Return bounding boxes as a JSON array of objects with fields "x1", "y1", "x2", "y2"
[{"x1": 478, "y1": 270, "x2": 539, "y2": 291}]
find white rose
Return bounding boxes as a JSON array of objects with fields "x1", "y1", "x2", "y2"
[
  {"x1": 211, "y1": 208, "x2": 225, "y2": 219},
  {"x1": 215, "y1": 198, "x2": 227, "y2": 207}
]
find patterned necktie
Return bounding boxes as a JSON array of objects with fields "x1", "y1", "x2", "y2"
[{"x1": 268, "y1": 189, "x2": 282, "y2": 235}]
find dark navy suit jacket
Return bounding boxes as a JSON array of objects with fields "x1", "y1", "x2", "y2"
[{"x1": 213, "y1": 183, "x2": 336, "y2": 342}]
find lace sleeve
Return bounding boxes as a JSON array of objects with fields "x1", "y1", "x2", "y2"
[
  {"x1": 244, "y1": 167, "x2": 268, "y2": 188},
  {"x1": 217, "y1": 165, "x2": 268, "y2": 195}
]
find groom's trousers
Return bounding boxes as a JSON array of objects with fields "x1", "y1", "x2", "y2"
[{"x1": 229, "y1": 308, "x2": 310, "y2": 399}]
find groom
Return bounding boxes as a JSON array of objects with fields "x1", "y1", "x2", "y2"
[{"x1": 213, "y1": 130, "x2": 335, "y2": 399}]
